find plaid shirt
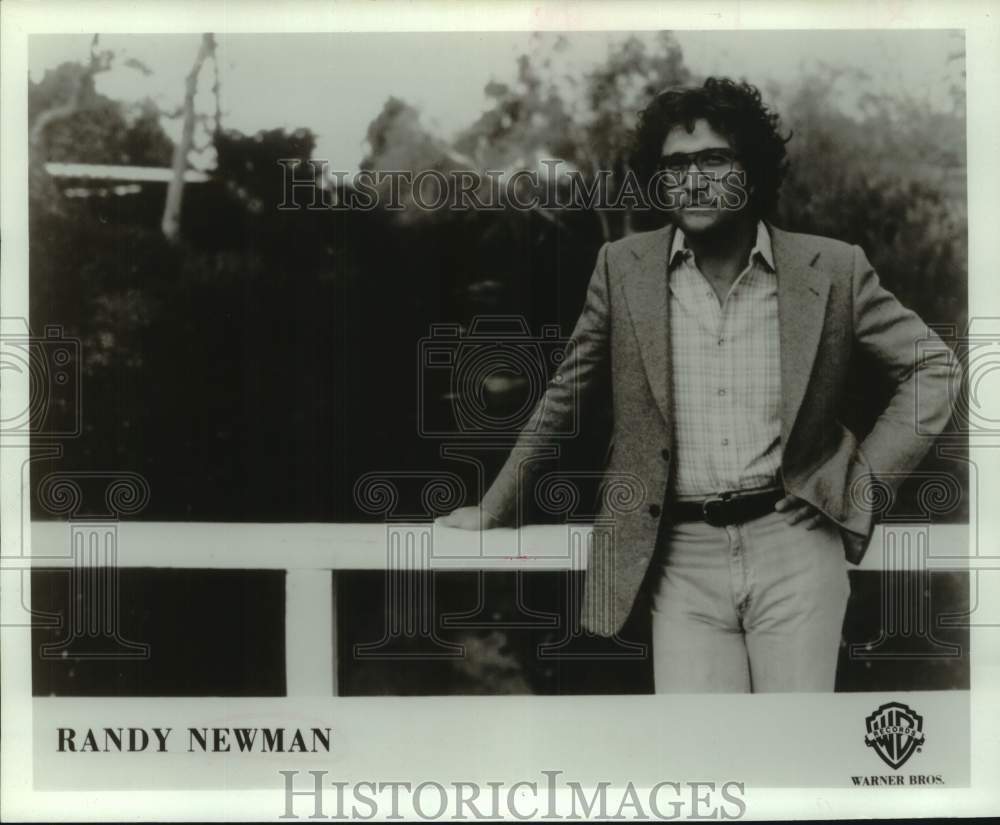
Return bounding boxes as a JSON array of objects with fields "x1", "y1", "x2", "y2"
[{"x1": 668, "y1": 220, "x2": 783, "y2": 498}]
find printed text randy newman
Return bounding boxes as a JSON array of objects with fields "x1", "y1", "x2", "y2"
[{"x1": 56, "y1": 726, "x2": 332, "y2": 753}]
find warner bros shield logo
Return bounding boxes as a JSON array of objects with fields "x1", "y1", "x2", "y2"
[{"x1": 864, "y1": 702, "x2": 926, "y2": 769}]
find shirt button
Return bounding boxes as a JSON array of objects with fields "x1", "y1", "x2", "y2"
[
  {"x1": 661, "y1": 448, "x2": 671, "y2": 461},
  {"x1": 648, "y1": 504, "x2": 662, "y2": 518},
  {"x1": 718, "y1": 389, "x2": 726, "y2": 397},
  {"x1": 722, "y1": 438, "x2": 730, "y2": 446},
  {"x1": 718, "y1": 338, "x2": 725, "y2": 346}
]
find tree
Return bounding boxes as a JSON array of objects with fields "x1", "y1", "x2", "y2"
[
  {"x1": 28, "y1": 36, "x2": 115, "y2": 213},
  {"x1": 161, "y1": 33, "x2": 217, "y2": 241},
  {"x1": 455, "y1": 32, "x2": 691, "y2": 240},
  {"x1": 358, "y1": 96, "x2": 476, "y2": 224},
  {"x1": 29, "y1": 37, "x2": 177, "y2": 219}
]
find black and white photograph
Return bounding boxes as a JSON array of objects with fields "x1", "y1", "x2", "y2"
[{"x1": 2, "y1": 0, "x2": 998, "y2": 821}]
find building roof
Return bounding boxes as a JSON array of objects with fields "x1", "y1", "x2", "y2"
[{"x1": 45, "y1": 163, "x2": 209, "y2": 183}]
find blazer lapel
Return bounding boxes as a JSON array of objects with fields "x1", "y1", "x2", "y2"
[
  {"x1": 769, "y1": 223, "x2": 832, "y2": 445},
  {"x1": 622, "y1": 224, "x2": 674, "y2": 431}
]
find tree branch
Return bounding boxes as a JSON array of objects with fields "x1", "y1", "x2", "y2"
[{"x1": 161, "y1": 33, "x2": 216, "y2": 242}]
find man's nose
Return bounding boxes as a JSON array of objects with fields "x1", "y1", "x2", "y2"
[{"x1": 681, "y1": 162, "x2": 707, "y2": 190}]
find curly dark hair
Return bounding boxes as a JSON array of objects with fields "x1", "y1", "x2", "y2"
[{"x1": 631, "y1": 77, "x2": 792, "y2": 217}]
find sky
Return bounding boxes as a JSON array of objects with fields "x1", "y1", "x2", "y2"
[{"x1": 28, "y1": 29, "x2": 964, "y2": 172}]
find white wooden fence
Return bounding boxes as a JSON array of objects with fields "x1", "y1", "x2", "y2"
[{"x1": 24, "y1": 521, "x2": 969, "y2": 696}]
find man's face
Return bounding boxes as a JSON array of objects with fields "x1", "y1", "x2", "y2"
[{"x1": 659, "y1": 118, "x2": 750, "y2": 236}]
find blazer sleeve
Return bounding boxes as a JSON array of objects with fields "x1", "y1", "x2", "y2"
[
  {"x1": 480, "y1": 242, "x2": 613, "y2": 524},
  {"x1": 850, "y1": 244, "x2": 960, "y2": 493}
]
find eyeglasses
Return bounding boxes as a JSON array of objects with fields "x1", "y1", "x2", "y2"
[{"x1": 657, "y1": 148, "x2": 740, "y2": 179}]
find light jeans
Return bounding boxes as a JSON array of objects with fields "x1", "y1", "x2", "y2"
[{"x1": 650, "y1": 508, "x2": 851, "y2": 693}]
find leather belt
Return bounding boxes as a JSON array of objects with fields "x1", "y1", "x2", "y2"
[{"x1": 671, "y1": 488, "x2": 784, "y2": 527}]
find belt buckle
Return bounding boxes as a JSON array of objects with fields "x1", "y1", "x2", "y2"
[{"x1": 702, "y1": 492, "x2": 733, "y2": 527}]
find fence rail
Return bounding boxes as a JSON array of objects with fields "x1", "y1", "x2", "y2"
[{"x1": 18, "y1": 521, "x2": 970, "y2": 696}]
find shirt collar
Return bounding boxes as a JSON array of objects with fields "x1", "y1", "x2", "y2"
[{"x1": 669, "y1": 220, "x2": 775, "y2": 272}]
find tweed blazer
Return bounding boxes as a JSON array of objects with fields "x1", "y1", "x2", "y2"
[{"x1": 481, "y1": 221, "x2": 959, "y2": 636}]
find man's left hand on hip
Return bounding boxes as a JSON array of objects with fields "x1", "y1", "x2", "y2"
[{"x1": 774, "y1": 494, "x2": 829, "y2": 529}]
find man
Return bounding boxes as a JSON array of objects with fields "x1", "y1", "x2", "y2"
[{"x1": 439, "y1": 78, "x2": 958, "y2": 693}]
